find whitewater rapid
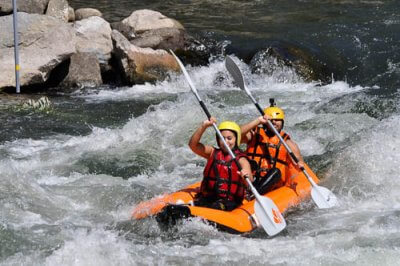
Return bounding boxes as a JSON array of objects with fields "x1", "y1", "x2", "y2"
[{"x1": 1, "y1": 57, "x2": 399, "y2": 265}]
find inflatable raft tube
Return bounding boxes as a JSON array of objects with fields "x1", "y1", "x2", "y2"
[{"x1": 131, "y1": 163, "x2": 319, "y2": 234}]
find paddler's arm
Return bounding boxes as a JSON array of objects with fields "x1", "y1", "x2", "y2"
[
  {"x1": 240, "y1": 115, "x2": 270, "y2": 143},
  {"x1": 188, "y1": 117, "x2": 216, "y2": 159},
  {"x1": 286, "y1": 139, "x2": 305, "y2": 169},
  {"x1": 238, "y1": 157, "x2": 253, "y2": 182}
]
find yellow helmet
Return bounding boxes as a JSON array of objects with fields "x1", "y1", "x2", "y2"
[
  {"x1": 218, "y1": 121, "x2": 241, "y2": 147},
  {"x1": 264, "y1": 106, "x2": 285, "y2": 120}
]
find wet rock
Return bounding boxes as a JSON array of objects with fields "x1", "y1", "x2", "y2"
[
  {"x1": 250, "y1": 43, "x2": 332, "y2": 84},
  {"x1": 75, "y1": 8, "x2": 102, "y2": 21},
  {"x1": 60, "y1": 52, "x2": 102, "y2": 89},
  {"x1": 111, "y1": 30, "x2": 179, "y2": 84},
  {"x1": 0, "y1": 13, "x2": 75, "y2": 90},
  {"x1": 177, "y1": 33, "x2": 220, "y2": 66}
]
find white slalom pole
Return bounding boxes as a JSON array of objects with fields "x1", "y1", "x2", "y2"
[{"x1": 12, "y1": 0, "x2": 21, "y2": 93}]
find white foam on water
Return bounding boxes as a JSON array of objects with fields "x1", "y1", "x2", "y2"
[
  {"x1": 42, "y1": 229, "x2": 135, "y2": 266},
  {"x1": 328, "y1": 114, "x2": 400, "y2": 209},
  {"x1": 76, "y1": 59, "x2": 234, "y2": 102}
]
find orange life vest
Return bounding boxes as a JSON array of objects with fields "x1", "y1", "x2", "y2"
[
  {"x1": 246, "y1": 126, "x2": 290, "y2": 184},
  {"x1": 200, "y1": 148, "x2": 246, "y2": 203}
]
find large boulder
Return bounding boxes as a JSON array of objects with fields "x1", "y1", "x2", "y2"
[
  {"x1": 115, "y1": 9, "x2": 186, "y2": 51},
  {"x1": 0, "y1": 13, "x2": 75, "y2": 90},
  {"x1": 0, "y1": 0, "x2": 50, "y2": 15},
  {"x1": 111, "y1": 30, "x2": 180, "y2": 84},
  {"x1": 45, "y1": 0, "x2": 69, "y2": 22},
  {"x1": 122, "y1": 9, "x2": 184, "y2": 34},
  {"x1": 74, "y1": 16, "x2": 113, "y2": 70},
  {"x1": 113, "y1": 9, "x2": 213, "y2": 67}
]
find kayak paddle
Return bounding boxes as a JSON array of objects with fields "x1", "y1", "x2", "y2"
[
  {"x1": 225, "y1": 55, "x2": 338, "y2": 209},
  {"x1": 170, "y1": 50, "x2": 286, "y2": 236}
]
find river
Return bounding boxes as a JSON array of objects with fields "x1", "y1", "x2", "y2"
[{"x1": 1, "y1": 0, "x2": 399, "y2": 265}]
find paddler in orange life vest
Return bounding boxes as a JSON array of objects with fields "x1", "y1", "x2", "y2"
[
  {"x1": 189, "y1": 118, "x2": 253, "y2": 211},
  {"x1": 240, "y1": 99, "x2": 305, "y2": 194}
]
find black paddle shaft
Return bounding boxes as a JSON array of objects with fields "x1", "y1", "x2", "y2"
[{"x1": 199, "y1": 101, "x2": 212, "y2": 120}]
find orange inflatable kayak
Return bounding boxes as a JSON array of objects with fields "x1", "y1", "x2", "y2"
[{"x1": 131, "y1": 162, "x2": 319, "y2": 233}]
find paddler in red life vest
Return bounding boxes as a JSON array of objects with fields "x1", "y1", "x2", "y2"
[
  {"x1": 240, "y1": 99, "x2": 305, "y2": 194},
  {"x1": 188, "y1": 118, "x2": 253, "y2": 211}
]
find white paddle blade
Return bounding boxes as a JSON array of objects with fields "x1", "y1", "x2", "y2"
[
  {"x1": 254, "y1": 197, "x2": 286, "y2": 236},
  {"x1": 311, "y1": 185, "x2": 338, "y2": 209}
]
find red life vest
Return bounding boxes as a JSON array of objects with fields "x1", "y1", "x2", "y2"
[
  {"x1": 246, "y1": 126, "x2": 290, "y2": 182},
  {"x1": 200, "y1": 148, "x2": 246, "y2": 203}
]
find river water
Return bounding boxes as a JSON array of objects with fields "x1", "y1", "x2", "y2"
[{"x1": 1, "y1": 0, "x2": 399, "y2": 265}]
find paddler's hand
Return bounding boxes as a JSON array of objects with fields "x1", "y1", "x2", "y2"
[
  {"x1": 238, "y1": 170, "x2": 253, "y2": 182},
  {"x1": 202, "y1": 117, "x2": 217, "y2": 128},
  {"x1": 258, "y1": 114, "x2": 271, "y2": 125}
]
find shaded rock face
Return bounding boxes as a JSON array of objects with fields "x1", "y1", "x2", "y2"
[
  {"x1": 0, "y1": 0, "x2": 12, "y2": 14},
  {"x1": 0, "y1": 0, "x2": 50, "y2": 15},
  {"x1": 0, "y1": 13, "x2": 75, "y2": 89},
  {"x1": 177, "y1": 33, "x2": 219, "y2": 67},
  {"x1": 61, "y1": 52, "x2": 102, "y2": 89},
  {"x1": 67, "y1": 6, "x2": 75, "y2": 22},
  {"x1": 250, "y1": 44, "x2": 333, "y2": 84},
  {"x1": 111, "y1": 30, "x2": 179, "y2": 84}
]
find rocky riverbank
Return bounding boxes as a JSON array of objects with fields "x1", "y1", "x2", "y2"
[
  {"x1": 0, "y1": 0, "x2": 213, "y2": 93},
  {"x1": 1, "y1": 0, "x2": 333, "y2": 94}
]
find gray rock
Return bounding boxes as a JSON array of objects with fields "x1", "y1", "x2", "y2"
[
  {"x1": 0, "y1": 0, "x2": 50, "y2": 15},
  {"x1": 61, "y1": 52, "x2": 102, "y2": 88},
  {"x1": 111, "y1": 29, "x2": 179, "y2": 84},
  {"x1": 111, "y1": 21, "x2": 136, "y2": 40},
  {"x1": 122, "y1": 9, "x2": 184, "y2": 34},
  {"x1": 0, "y1": 13, "x2": 76, "y2": 90},
  {"x1": 131, "y1": 28, "x2": 185, "y2": 50},
  {"x1": 75, "y1": 8, "x2": 102, "y2": 21},
  {"x1": 74, "y1": 16, "x2": 113, "y2": 69},
  {"x1": 46, "y1": 0, "x2": 69, "y2": 22},
  {"x1": 0, "y1": 0, "x2": 12, "y2": 14},
  {"x1": 68, "y1": 6, "x2": 75, "y2": 22},
  {"x1": 115, "y1": 9, "x2": 187, "y2": 57}
]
